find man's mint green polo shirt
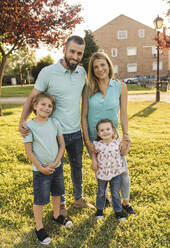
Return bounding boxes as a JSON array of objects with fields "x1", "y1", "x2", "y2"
[{"x1": 35, "y1": 60, "x2": 86, "y2": 134}]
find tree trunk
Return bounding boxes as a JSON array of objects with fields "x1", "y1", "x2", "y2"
[{"x1": 0, "y1": 55, "x2": 8, "y2": 116}]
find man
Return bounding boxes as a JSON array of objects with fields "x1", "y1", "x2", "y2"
[{"x1": 19, "y1": 35, "x2": 95, "y2": 215}]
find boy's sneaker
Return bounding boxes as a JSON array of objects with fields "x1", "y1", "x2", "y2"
[
  {"x1": 53, "y1": 215, "x2": 73, "y2": 227},
  {"x1": 115, "y1": 211, "x2": 127, "y2": 222},
  {"x1": 122, "y1": 204, "x2": 136, "y2": 215},
  {"x1": 59, "y1": 203, "x2": 68, "y2": 217},
  {"x1": 35, "y1": 228, "x2": 51, "y2": 245},
  {"x1": 72, "y1": 197, "x2": 96, "y2": 210},
  {"x1": 95, "y1": 209, "x2": 104, "y2": 219}
]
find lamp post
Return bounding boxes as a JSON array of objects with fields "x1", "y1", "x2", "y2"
[{"x1": 153, "y1": 15, "x2": 164, "y2": 102}]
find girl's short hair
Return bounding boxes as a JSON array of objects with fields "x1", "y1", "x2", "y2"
[
  {"x1": 31, "y1": 92, "x2": 56, "y2": 115},
  {"x1": 96, "y1": 119, "x2": 117, "y2": 141}
]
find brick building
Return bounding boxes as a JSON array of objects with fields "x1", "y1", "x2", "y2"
[{"x1": 93, "y1": 14, "x2": 168, "y2": 80}]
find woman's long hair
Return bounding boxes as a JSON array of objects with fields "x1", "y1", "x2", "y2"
[{"x1": 87, "y1": 52, "x2": 115, "y2": 97}]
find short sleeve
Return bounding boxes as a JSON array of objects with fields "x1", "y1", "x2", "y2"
[
  {"x1": 51, "y1": 118, "x2": 63, "y2": 136},
  {"x1": 23, "y1": 131, "x2": 33, "y2": 143},
  {"x1": 93, "y1": 141, "x2": 99, "y2": 151},
  {"x1": 34, "y1": 67, "x2": 49, "y2": 92}
]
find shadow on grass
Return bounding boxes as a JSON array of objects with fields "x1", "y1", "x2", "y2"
[
  {"x1": 129, "y1": 102, "x2": 157, "y2": 120},
  {"x1": 13, "y1": 209, "x2": 119, "y2": 248}
]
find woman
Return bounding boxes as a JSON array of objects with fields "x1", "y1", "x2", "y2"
[{"x1": 81, "y1": 52, "x2": 135, "y2": 215}]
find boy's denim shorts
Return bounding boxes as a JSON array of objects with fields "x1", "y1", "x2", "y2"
[{"x1": 33, "y1": 165, "x2": 65, "y2": 205}]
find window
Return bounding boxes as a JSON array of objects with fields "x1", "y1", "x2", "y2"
[
  {"x1": 138, "y1": 29, "x2": 145, "y2": 38},
  {"x1": 127, "y1": 47, "x2": 137, "y2": 56},
  {"x1": 152, "y1": 61, "x2": 163, "y2": 70},
  {"x1": 111, "y1": 48, "x2": 117, "y2": 57},
  {"x1": 117, "y1": 30, "x2": 127, "y2": 39},
  {"x1": 113, "y1": 65, "x2": 118, "y2": 74},
  {"x1": 127, "y1": 63, "x2": 137, "y2": 72}
]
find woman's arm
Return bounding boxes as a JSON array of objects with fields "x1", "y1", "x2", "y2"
[
  {"x1": 119, "y1": 82, "x2": 131, "y2": 155},
  {"x1": 81, "y1": 86, "x2": 96, "y2": 153},
  {"x1": 24, "y1": 142, "x2": 54, "y2": 175}
]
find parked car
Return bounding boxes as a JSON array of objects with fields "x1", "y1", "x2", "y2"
[
  {"x1": 160, "y1": 74, "x2": 170, "y2": 82},
  {"x1": 123, "y1": 76, "x2": 138, "y2": 84},
  {"x1": 123, "y1": 74, "x2": 147, "y2": 84}
]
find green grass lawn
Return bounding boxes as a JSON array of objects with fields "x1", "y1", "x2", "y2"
[
  {"x1": 1, "y1": 85, "x2": 154, "y2": 97},
  {"x1": 1, "y1": 85, "x2": 34, "y2": 97},
  {"x1": 0, "y1": 102, "x2": 170, "y2": 248}
]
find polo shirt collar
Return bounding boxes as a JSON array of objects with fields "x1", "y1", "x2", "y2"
[{"x1": 57, "y1": 59, "x2": 80, "y2": 73}]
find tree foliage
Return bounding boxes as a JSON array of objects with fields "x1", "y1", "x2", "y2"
[
  {"x1": 32, "y1": 55, "x2": 54, "y2": 81},
  {"x1": 82, "y1": 30, "x2": 99, "y2": 72},
  {"x1": 0, "y1": 0, "x2": 83, "y2": 115}
]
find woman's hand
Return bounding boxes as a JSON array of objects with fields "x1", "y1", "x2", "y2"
[
  {"x1": 120, "y1": 134, "x2": 131, "y2": 156},
  {"x1": 86, "y1": 141, "x2": 96, "y2": 154},
  {"x1": 91, "y1": 160, "x2": 98, "y2": 172}
]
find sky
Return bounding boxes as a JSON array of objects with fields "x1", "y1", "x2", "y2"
[{"x1": 36, "y1": 0, "x2": 168, "y2": 61}]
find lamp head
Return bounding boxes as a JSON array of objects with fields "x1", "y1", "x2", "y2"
[{"x1": 153, "y1": 15, "x2": 164, "y2": 30}]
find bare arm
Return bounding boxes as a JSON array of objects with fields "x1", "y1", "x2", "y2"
[
  {"x1": 19, "y1": 88, "x2": 42, "y2": 137},
  {"x1": 47, "y1": 135, "x2": 65, "y2": 169},
  {"x1": 81, "y1": 87, "x2": 96, "y2": 153},
  {"x1": 24, "y1": 142, "x2": 54, "y2": 175},
  {"x1": 119, "y1": 82, "x2": 131, "y2": 155},
  {"x1": 91, "y1": 153, "x2": 98, "y2": 172}
]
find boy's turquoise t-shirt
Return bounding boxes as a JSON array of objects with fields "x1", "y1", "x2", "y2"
[
  {"x1": 23, "y1": 118, "x2": 63, "y2": 171},
  {"x1": 87, "y1": 80, "x2": 121, "y2": 141},
  {"x1": 34, "y1": 60, "x2": 86, "y2": 134}
]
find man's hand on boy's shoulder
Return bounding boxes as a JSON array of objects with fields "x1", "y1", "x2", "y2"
[{"x1": 19, "y1": 121, "x2": 30, "y2": 137}]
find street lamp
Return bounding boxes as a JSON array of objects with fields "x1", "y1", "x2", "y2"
[{"x1": 153, "y1": 15, "x2": 164, "y2": 102}]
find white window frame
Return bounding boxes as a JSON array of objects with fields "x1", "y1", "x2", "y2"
[
  {"x1": 117, "y1": 30, "x2": 127, "y2": 40},
  {"x1": 138, "y1": 29, "x2": 145, "y2": 38},
  {"x1": 127, "y1": 63, "x2": 137, "y2": 72},
  {"x1": 111, "y1": 48, "x2": 117, "y2": 57},
  {"x1": 152, "y1": 61, "x2": 163, "y2": 70},
  {"x1": 127, "y1": 47, "x2": 137, "y2": 56},
  {"x1": 113, "y1": 65, "x2": 118, "y2": 74}
]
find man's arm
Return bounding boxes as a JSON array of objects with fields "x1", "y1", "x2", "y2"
[{"x1": 19, "y1": 88, "x2": 42, "y2": 137}]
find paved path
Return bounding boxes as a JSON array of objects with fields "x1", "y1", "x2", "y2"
[{"x1": 0, "y1": 93, "x2": 170, "y2": 104}]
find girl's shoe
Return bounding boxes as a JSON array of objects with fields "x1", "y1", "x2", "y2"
[
  {"x1": 115, "y1": 211, "x2": 127, "y2": 222},
  {"x1": 53, "y1": 215, "x2": 73, "y2": 227},
  {"x1": 35, "y1": 228, "x2": 51, "y2": 245},
  {"x1": 95, "y1": 209, "x2": 104, "y2": 219},
  {"x1": 122, "y1": 204, "x2": 136, "y2": 215}
]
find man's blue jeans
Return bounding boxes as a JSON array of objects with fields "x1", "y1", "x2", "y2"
[
  {"x1": 96, "y1": 175, "x2": 122, "y2": 213},
  {"x1": 61, "y1": 130, "x2": 83, "y2": 202}
]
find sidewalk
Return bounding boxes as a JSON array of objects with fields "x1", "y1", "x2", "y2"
[{"x1": 0, "y1": 92, "x2": 170, "y2": 104}]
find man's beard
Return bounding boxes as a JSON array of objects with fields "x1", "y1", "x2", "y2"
[{"x1": 64, "y1": 55, "x2": 80, "y2": 71}]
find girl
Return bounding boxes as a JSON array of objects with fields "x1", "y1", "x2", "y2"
[
  {"x1": 24, "y1": 92, "x2": 72, "y2": 245},
  {"x1": 92, "y1": 119, "x2": 126, "y2": 221}
]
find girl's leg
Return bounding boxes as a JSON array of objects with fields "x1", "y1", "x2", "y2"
[
  {"x1": 110, "y1": 176, "x2": 122, "y2": 213},
  {"x1": 52, "y1": 196, "x2": 60, "y2": 219},
  {"x1": 33, "y1": 204, "x2": 43, "y2": 230},
  {"x1": 96, "y1": 179, "x2": 108, "y2": 210}
]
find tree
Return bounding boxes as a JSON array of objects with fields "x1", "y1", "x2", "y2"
[
  {"x1": 82, "y1": 30, "x2": 99, "y2": 72},
  {"x1": 5, "y1": 48, "x2": 37, "y2": 84},
  {"x1": 0, "y1": 0, "x2": 83, "y2": 115},
  {"x1": 32, "y1": 55, "x2": 54, "y2": 81}
]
